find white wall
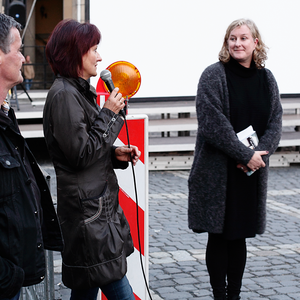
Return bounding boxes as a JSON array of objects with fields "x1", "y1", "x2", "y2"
[{"x1": 90, "y1": 0, "x2": 299, "y2": 98}]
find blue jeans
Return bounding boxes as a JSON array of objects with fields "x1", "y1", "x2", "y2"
[
  {"x1": 1, "y1": 290, "x2": 21, "y2": 300},
  {"x1": 70, "y1": 275, "x2": 135, "y2": 300},
  {"x1": 24, "y1": 79, "x2": 32, "y2": 90}
]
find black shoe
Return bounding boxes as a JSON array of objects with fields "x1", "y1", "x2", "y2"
[{"x1": 227, "y1": 296, "x2": 241, "y2": 300}]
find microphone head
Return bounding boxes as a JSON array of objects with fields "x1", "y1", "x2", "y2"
[{"x1": 100, "y1": 69, "x2": 112, "y2": 81}]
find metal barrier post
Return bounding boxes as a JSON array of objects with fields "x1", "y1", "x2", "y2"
[
  {"x1": 43, "y1": 169, "x2": 55, "y2": 300},
  {"x1": 21, "y1": 168, "x2": 56, "y2": 300},
  {"x1": 44, "y1": 250, "x2": 55, "y2": 300}
]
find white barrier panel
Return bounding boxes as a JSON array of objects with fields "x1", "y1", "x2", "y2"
[{"x1": 99, "y1": 114, "x2": 149, "y2": 300}]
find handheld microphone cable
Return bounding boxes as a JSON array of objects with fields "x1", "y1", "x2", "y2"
[
  {"x1": 100, "y1": 69, "x2": 153, "y2": 300},
  {"x1": 123, "y1": 117, "x2": 153, "y2": 300}
]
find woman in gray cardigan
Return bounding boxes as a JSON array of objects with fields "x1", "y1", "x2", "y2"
[{"x1": 188, "y1": 19, "x2": 282, "y2": 300}]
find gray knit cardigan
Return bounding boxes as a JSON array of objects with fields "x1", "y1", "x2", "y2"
[{"x1": 188, "y1": 61, "x2": 282, "y2": 234}]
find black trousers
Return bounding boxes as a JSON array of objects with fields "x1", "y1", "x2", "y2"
[{"x1": 205, "y1": 233, "x2": 247, "y2": 298}]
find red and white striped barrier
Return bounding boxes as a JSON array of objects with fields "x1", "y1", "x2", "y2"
[{"x1": 100, "y1": 114, "x2": 149, "y2": 300}]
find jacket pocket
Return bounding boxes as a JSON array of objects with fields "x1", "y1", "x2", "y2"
[
  {"x1": 84, "y1": 186, "x2": 125, "y2": 258},
  {"x1": 82, "y1": 188, "x2": 125, "y2": 264},
  {"x1": 63, "y1": 202, "x2": 127, "y2": 288},
  {"x1": 0, "y1": 155, "x2": 21, "y2": 202},
  {"x1": 80, "y1": 183, "x2": 107, "y2": 224}
]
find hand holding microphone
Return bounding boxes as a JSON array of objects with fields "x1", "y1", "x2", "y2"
[{"x1": 100, "y1": 70, "x2": 125, "y2": 117}]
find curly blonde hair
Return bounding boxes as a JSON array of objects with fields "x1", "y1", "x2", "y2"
[{"x1": 219, "y1": 19, "x2": 268, "y2": 69}]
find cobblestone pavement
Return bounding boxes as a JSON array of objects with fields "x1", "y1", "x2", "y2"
[{"x1": 42, "y1": 164, "x2": 300, "y2": 300}]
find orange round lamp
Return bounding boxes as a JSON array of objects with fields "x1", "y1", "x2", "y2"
[{"x1": 104, "y1": 61, "x2": 141, "y2": 99}]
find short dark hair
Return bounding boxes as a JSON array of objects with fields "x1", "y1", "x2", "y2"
[
  {"x1": 46, "y1": 19, "x2": 101, "y2": 78},
  {"x1": 0, "y1": 13, "x2": 22, "y2": 54}
]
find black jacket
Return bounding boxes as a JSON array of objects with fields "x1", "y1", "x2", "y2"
[
  {"x1": 43, "y1": 76, "x2": 134, "y2": 289},
  {"x1": 0, "y1": 108, "x2": 63, "y2": 298}
]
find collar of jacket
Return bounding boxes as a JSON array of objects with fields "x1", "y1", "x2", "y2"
[
  {"x1": 0, "y1": 107, "x2": 20, "y2": 135},
  {"x1": 57, "y1": 75, "x2": 98, "y2": 105},
  {"x1": 0, "y1": 110, "x2": 9, "y2": 130}
]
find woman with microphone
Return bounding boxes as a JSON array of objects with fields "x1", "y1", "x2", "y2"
[{"x1": 43, "y1": 19, "x2": 140, "y2": 300}]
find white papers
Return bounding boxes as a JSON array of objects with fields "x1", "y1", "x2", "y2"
[
  {"x1": 237, "y1": 125, "x2": 258, "y2": 150},
  {"x1": 237, "y1": 125, "x2": 259, "y2": 176}
]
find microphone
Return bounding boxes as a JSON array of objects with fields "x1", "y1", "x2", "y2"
[
  {"x1": 100, "y1": 69, "x2": 115, "y2": 92},
  {"x1": 100, "y1": 69, "x2": 125, "y2": 117}
]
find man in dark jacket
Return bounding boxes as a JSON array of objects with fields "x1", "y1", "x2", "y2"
[{"x1": 0, "y1": 14, "x2": 63, "y2": 300}]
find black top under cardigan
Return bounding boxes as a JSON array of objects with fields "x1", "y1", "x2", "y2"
[{"x1": 223, "y1": 58, "x2": 271, "y2": 240}]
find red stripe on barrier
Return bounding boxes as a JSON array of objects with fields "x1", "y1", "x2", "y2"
[
  {"x1": 101, "y1": 292, "x2": 141, "y2": 300},
  {"x1": 118, "y1": 119, "x2": 145, "y2": 165},
  {"x1": 119, "y1": 188, "x2": 145, "y2": 255}
]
